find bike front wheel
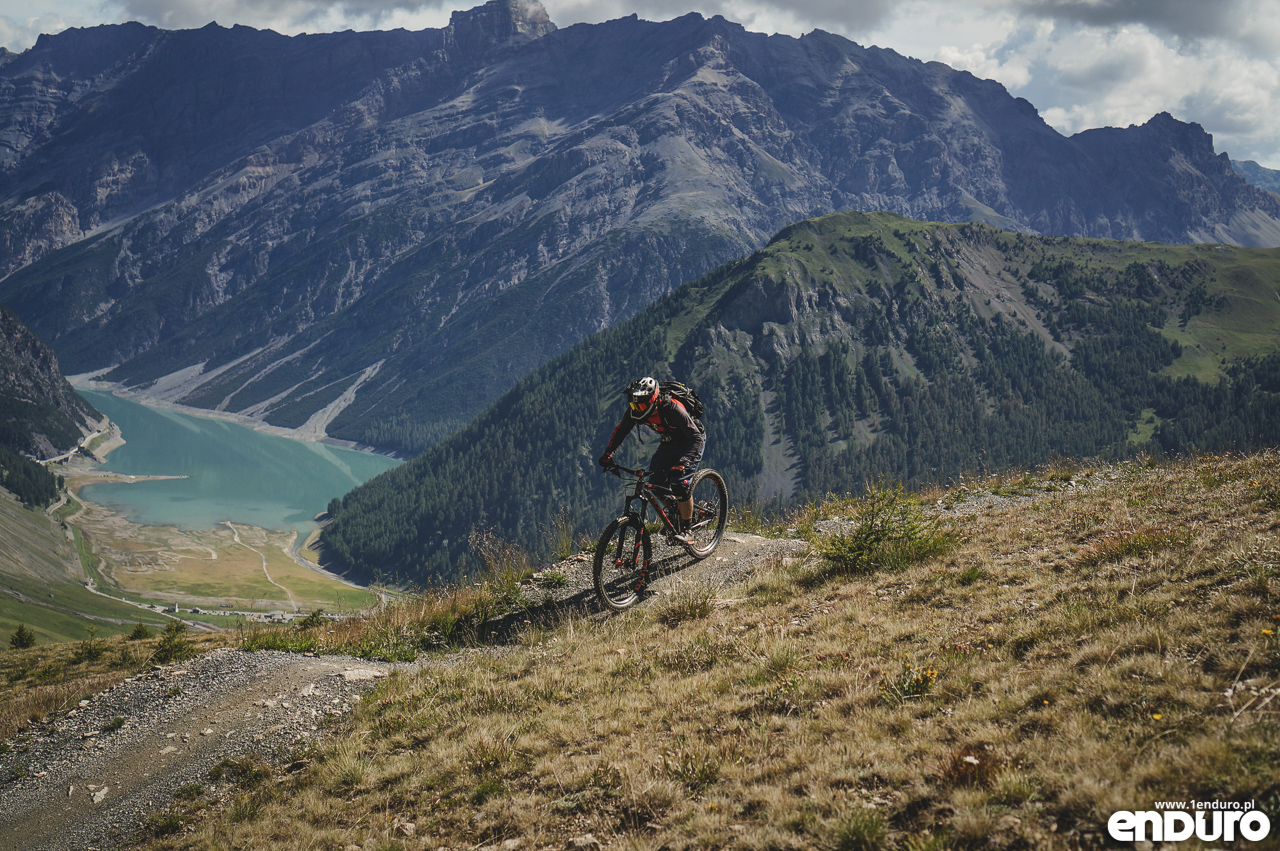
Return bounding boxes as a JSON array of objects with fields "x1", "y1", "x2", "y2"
[
  {"x1": 593, "y1": 516, "x2": 652, "y2": 611},
  {"x1": 682, "y1": 468, "x2": 728, "y2": 558}
]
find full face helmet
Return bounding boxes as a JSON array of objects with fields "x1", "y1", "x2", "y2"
[{"x1": 627, "y1": 376, "x2": 660, "y2": 420}]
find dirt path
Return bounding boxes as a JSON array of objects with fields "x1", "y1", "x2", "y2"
[
  {"x1": 0, "y1": 531, "x2": 802, "y2": 850},
  {"x1": 225, "y1": 521, "x2": 298, "y2": 612},
  {"x1": 0, "y1": 651, "x2": 394, "y2": 851}
]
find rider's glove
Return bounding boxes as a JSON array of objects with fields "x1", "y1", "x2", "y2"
[{"x1": 598, "y1": 453, "x2": 613, "y2": 467}]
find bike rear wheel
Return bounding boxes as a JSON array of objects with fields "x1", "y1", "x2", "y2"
[
  {"x1": 682, "y1": 468, "x2": 728, "y2": 558},
  {"x1": 593, "y1": 516, "x2": 652, "y2": 611}
]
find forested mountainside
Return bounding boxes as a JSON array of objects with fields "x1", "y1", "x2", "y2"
[
  {"x1": 0, "y1": 304, "x2": 100, "y2": 505},
  {"x1": 2, "y1": 3, "x2": 1279, "y2": 456},
  {"x1": 321, "y1": 212, "x2": 1280, "y2": 583}
]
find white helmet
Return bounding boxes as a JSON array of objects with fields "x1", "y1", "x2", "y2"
[{"x1": 627, "y1": 376, "x2": 659, "y2": 420}]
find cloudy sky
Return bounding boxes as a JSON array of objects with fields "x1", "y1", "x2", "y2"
[{"x1": 2, "y1": 0, "x2": 1278, "y2": 168}]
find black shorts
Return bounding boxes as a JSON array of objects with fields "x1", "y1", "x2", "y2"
[{"x1": 648, "y1": 434, "x2": 705, "y2": 499}]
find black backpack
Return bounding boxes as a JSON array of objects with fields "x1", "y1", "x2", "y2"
[{"x1": 659, "y1": 380, "x2": 704, "y2": 422}]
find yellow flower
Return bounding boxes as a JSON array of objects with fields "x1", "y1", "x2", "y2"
[
  {"x1": 1153, "y1": 713, "x2": 1163, "y2": 720},
  {"x1": 1263, "y1": 629, "x2": 1275, "y2": 636}
]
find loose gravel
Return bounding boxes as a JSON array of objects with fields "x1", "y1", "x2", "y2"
[
  {"x1": 0, "y1": 650, "x2": 395, "y2": 850},
  {"x1": 0, "y1": 530, "x2": 805, "y2": 850}
]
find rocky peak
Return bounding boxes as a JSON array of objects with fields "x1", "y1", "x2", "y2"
[{"x1": 447, "y1": 0, "x2": 555, "y2": 52}]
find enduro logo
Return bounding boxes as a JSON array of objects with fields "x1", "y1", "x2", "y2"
[{"x1": 1108, "y1": 802, "x2": 1271, "y2": 843}]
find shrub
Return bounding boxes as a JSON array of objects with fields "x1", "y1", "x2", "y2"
[
  {"x1": 9, "y1": 623, "x2": 36, "y2": 649},
  {"x1": 153, "y1": 620, "x2": 194, "y2": 664},
  {"x1": 127, "y1": 622, "x2": 152, "y2": 641},
  {"x1": 296, "y1": 609, "x2": 327, "y2": 630},
  {"x1": 72, "y1": 626, "x2": 107, "y2": 664},
  {"x1": 815, "y1": 480, "x2": 952, "y2": 577}
]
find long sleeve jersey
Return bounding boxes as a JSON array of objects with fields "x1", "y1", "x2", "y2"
[{"x1": 604, "y1": 394, "x2": 703, "y2": 456}]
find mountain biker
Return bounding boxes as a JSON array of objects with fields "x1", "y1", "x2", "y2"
[{"x1": 598, "y1": 376, "x2": 705, "y2": 542}]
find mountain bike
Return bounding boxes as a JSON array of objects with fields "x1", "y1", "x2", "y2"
[{"x1": 594, "y1": 464, "x2": 728, "y2": 611}]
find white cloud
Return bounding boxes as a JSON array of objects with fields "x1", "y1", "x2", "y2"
[{"x1": 106, "y1": 0, "x2": 453, "y2": 32}]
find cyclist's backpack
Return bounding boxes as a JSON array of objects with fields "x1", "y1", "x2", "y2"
[{"x1": 659, "y1": 380, "x2": 704, "y2": 423}]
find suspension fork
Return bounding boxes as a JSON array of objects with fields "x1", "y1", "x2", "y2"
[{"x1": 620, "y1": 506, "x2": 651, "y2": 590}]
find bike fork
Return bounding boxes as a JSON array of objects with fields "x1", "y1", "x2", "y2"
[{"x1": 632, "y1": 530, "x2": 648, "y2": 593}]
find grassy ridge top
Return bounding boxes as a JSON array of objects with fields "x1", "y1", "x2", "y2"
[{"x1": 138, "y1": 448, "x2": 1280, "y2": 850}]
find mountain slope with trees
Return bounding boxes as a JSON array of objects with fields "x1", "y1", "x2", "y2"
[
  {"x1": 321, "y1": 211, "x2": 1280, "y2": 583},
  {"x1": 0, "y1": 304, "x2": 100, "y2": 506},
  {"x1": 2, "y1": 2, "x2": 1278, "y2": 455}
]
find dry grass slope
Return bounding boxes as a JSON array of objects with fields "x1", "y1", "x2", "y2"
[
  {"x1": 126, "y1": 451, "x2": 1280, "y2": 849},
  {"x1": 1, "y1": 624, "x2": 233, "y2": 742}
]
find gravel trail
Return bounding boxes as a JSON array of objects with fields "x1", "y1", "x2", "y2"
[
  {"x1": 0, "y1": 650, "x2": 394, "y2": 850},
  {"x1": 0, "y1": 531, "x2": 803, "y2": 850}
]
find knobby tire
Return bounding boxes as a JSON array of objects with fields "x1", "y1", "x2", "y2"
[
  {"x1": 593, "y1": 516, "x2": 651, "y2": 612},
  {"x1": 681, "y1": 468, "x2": 728, "y2": 559}
]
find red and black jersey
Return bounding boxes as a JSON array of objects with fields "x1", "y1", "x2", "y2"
[{"x1": 604, "y1": 393, "x2": 702, "y2": 456}]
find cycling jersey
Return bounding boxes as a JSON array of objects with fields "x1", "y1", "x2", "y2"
[{"x1": 603, "y1": 394, "x2": 703, "y2": 457}]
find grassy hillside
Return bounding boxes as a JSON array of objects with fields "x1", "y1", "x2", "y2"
[
  {"x1": 133, "y1": 448, "x2": 1280, "y2": 850},
  {"x1": 0, "y1": 490, "x2": 169, "y2": 644},
  {"x1": 323, "y1": 211, "x2": 1280, "y2": 583}
]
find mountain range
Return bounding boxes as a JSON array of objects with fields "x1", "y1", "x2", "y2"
[{"x1": 3, "y1": 0, "x2": 1279, "y2": 455}]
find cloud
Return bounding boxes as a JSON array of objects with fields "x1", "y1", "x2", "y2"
[
  {"x1": 109, "y1": 0, "x2": 453, "y2": 32},
  {"x1": 1012, "y1": 0, "x2": 1280, "y2": 55},
  {"x1": 1, "y1": 5, "x2": 101, "y2": 52},
  {"x1": 540, "y1": 0, "x2": 898, "y2": 37},
  {"x1": 923, "y1": 4, "x2": 1280, "y2": 164}
]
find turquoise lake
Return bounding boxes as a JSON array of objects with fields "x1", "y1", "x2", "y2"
[{"x1": 76, "y1": 390, "x2": 401, "y2": 534}]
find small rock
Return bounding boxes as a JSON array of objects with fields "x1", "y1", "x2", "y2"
[
  {"x1": 91, "y1": 786, "x2": 109, "y2": 804},
  {"x1": 339, "y1": 668, "x2": 387, "y2": 681},
  {"x1": 501, "y1": 840, "x2": 525, "y2": 851},
  {"x1": 201, "y1": 728, "x2": 215, "y2": 736},
  {"x1": 565, "y1": 835, "x2": 601, "y2": 851},
  {"x1": 396, "y1": 821, "x2": 416, "y2": 838}
]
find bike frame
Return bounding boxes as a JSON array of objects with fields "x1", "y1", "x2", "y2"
[{"x1": 610, "y1": 465, "x2": 682, "y2": 538}]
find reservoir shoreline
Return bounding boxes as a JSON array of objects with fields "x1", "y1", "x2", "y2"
[
  {"x1": 68, "y1": 387, "x2": 401, "y2": 537},
  {"x1": 68, "y1": 374, "x2": 408, "y2": 461}
]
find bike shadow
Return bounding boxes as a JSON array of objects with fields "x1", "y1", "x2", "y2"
[{"x1": 477, "y1": 541, "x2": 700, "y2": 644}]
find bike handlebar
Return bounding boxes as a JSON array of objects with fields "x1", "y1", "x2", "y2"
[{"x1": 604, "y1": 462, "x2": 646, "y2": 479}]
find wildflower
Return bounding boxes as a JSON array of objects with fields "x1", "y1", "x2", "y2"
[
  {"x1": 1263, "y1": 629, "x2": 1275, "y2": 636},
  {"x1": 1152, "y1": 713, "x2": 1163, "y2": 720}
]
